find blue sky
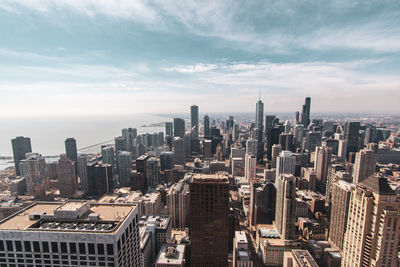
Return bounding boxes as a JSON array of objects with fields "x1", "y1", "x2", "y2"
[{"x1": 0, "y1": 0, "x2": 399, "y2": 116}]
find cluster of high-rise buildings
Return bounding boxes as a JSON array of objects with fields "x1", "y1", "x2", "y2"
[{"x1": 2, "y1": 97, "x2": 400, "y2": 266}]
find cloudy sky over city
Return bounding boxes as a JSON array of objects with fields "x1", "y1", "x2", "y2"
[{"x1": 1, "y1": 0, "x2": 399, "y2": 116}]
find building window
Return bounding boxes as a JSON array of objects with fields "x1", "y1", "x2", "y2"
[
  {"x1": 88, "y1": 244, "x2": 95, "y2": 255},
  {"x1": 106, "y1": 244, "x2": 114, "y2": 255},
  {"x1": 42, "y1": 242, "x2": 49, "y2": 253},
  {"x1": 79, "y1": 243, "x2": 86, "y2": 254},
  {"x1": 70, "y1": 243, "x2": 77, "y2": 254},
  {"x1": 51, "y1": 242, "x2": 58, "y2": 253},
  {"x1": 61, "y1": 243, "x2": 67, "y2": 253},
  {"x1": 97, "y1": 244, "x2": 104, "y2": 254},
  {"x1": 6, "y1": 241, "x2": 13, "y2": 251}
]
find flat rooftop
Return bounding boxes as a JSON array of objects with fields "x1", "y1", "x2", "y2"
[
  {"x1": 0, "y1": 201, "x2": 135, "y2": 233},
  {"x1": 191, "y1": 173, "x2": 229, "y2": 183},
  {"x1": 156, "y1": 244, "x2": 185, "y2": 264}
]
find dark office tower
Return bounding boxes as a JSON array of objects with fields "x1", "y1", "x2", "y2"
[
  {"x1": 115, "y1": 136, "x2": 126, "y2": 152},
  {"x1": 275, "y1": 174, "x2": 296, "y2": 240},
  {"x1": 344, "y1": 121, "x2": 360, "y2": 158},
  {"x1": 204, "y1": 115, "x2": 210, "y2": 137},
  {"x1": 255, "y1": 99, "x2": 264, "y2": 130},
  {"x1": 160, "y1": 151, "x2": 174, "y2": 171},
  {"x1": 300, "y1": 97, "x2": 311, "y2": 127},
  {"x1": 65, "y1": 138, "x2": 78, "y2": 163},
  {"x1": 118, "y1": 151, "x2": 132, "y2": 187},
  {"x1": 165, "y1": 122, "x2": 173, "y2": 136},
  {"x1": 11, "y1": 136, "x2": 32, "y2": 176},
  {"x1": 304, "y1": 131, "x2": 322, "y2": 152},
  {"x1": 267, "y1": 127, "x2": 280, "y2": 160},
  {"x1": 173, "y1": 137, "x2": 185, "y2": 165},
  {"x1": 226, "y1": 116, "x2": 234, "y2": 130},
  {"x1": 87, "y1": 162, "x2": 113, "y2": 196},
  {"x1": 190, "y1": 105, "x2": 199, "y2": 137},
  {"x1": 265, "y1": 115, "x2": 276, "y2": 134},
  {"x1": 249, "y1": 181, "x2": 276, "y2": 227},
  {"x1": 173, "y1": 118, "x2": 185, "y2": 138},
  {"x1": 190, "y1": 174, "x2": 229, "y2": 267}
]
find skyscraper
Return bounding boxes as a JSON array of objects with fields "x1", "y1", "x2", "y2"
[
  {"x1": 314, "y1": 146, "x2": 332, "y2": 193},
  {"x1": 190, "y1": 173, "x2": 229, "y2": 266},
  {"x1": 344, "y1": 121, "x2": 360, "y2": 158},
  {"x1": 245, "y1": 153, "x2": 256, "y2": 182},
  {"x1": 275, "y1": 174, "x2": 296, "y2": 240},
  {"x1": 300, "y1": 97, "x2": 311, "y2": 127},
  {"x1": 173, "y1": 118, "x2": 185, "y2": 138},
  {"x1": 341, "y1": 175, "x2": 400, "y2": 267},
  {"x1": 146, "y1": 157, "x2": 160, "y2": 189},
  {"x1": 11, "y1": 136, "x2": 32, "y2": 176},
  {"x1": 204, "y1": 115, "x2": 210, "y2": 137},
  {"x1": 160, "y1": 151, "x2": 174, "y2": 171},
  {"x1": 276, "y1": 151, "x2": 296, "y2": 179},
  {"x1": 65, "y1": 138, "x2": 78, "y2": 163},
  {"x1": 256, "y1": 99, "x2": 264, "y2": 130},
  {"x1": 56, "y1": 154, "x2": 77, "y2": 197},
  {"x1": 87, "y1": 162, "x2": 113, "y2": 196},
  {"x1": 190, "y1": 105, "x2": 199, "y2": 137},
  {"x1": 173, "y1": 137, "x2": 185, "y2": 165},
  {"x1": 353, "y1": 149, "x2": 376, "y2": 184},
  {"x1": 101, "y1": 145, "x2": 115, "y2": 167},
  {"x1": 77, "y1": 154, "x2": 89, "y2": 193},
  {"x1": 167, "y1": 179, "x2": 190, "y2": 228},
  {"x1": 117, "y1": 151, "x2": 132, "y2": 187},
  {"x1": 328, "y1": 180, "x2": 355, "y2": 250},
  {"x1": 271, "y1": 144, "x2": 282, "y2": 168},
  {"x1": 25, "y1": 153, "x2": 47, "y2": 199},
  {"x1": 165, "y1": 122, "x2": 173, "y2": 136}
]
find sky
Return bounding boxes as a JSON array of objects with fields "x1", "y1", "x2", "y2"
[{"x1": 0, "y1": 0, "x2": 400, "y2": 116}]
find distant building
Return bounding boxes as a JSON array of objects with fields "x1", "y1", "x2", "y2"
[
  {"x1": 87, "y1": 162, "x2": 113, "y2": 196},
  {"x1": 314, "y1": 146, "x2": 332, "y2": 193},
  {"x1": 204, "y1": 115, "x2": 210, "y2": 137},
  {"x1": 300, "y1": 97, "x2": 311, "y2": 127},
  {"x1": 190, "y1": 173, "x2": 229, "y2": 266},
  {"x1": 344, "y1": 121, "x2": 360, "y2": 159},
  {"x1": 118, "y1": 151, "x2": 132, "y2": 187},
  {"x1": 65, "y1": 138, "x2": 78, "y2": 163},
  {"x1": 25, "y1": 153, "x2": 47, "y2": 199},
  {"x1": 353, "y1": 149, "x2": 376, "y2": 184},
  {"x1": 56, "y1": 154, "x2": 77, "y2": 197},
  {"x1": 191, "y1": 105, "x2": 199, "y2": 138},
  {"x1": 173, "y1": 137, "x2": 185, "y2": 165},
  {"x1": 146, "y1": 158, "x2": 160, "y2": 190},
  {"x1": 102, "y1": 145, "x2": 115, "y2": 168},
  {"x1": 160, "y1": 151, "x2": 174, "y2": 171},
  {"x1": 173, "y1": 118, "x2": 185, "y2": 138},
  {"x1": 244, "y1": 154, "x2": 256, "y2": 182},
  {"x1": 276, "y1": 151, "x2": 296, "y2": 179},
  {"x1": 167, "y1": 180, "x2": 190, "y2": 228},
  {"x1": 77, "y1": 154, "x2": 89, "y2": 193},
  {"x1": 11, "y1": 136, "x2": 32, "y2": 176},
  {"x1": 165, "y1": 122, "x2": 173, "y2": 136}
]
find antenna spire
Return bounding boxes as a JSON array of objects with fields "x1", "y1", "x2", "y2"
[{"x1": 259, "y1": 89, "x2": 261, "y2": 100}]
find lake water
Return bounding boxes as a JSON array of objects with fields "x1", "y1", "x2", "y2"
[{"x1": 0, "y1": 114, "x2": 171, "y2": 157}]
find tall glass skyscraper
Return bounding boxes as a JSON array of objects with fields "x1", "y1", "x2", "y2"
[
  {"x1": 190, "y1": 105, "x2": 199, "y2": 137},
  {"x1": 11, "y1": 136, "x2": 32, "y2": 176}
]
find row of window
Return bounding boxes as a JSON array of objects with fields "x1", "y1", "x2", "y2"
[{"x1": 0, "y1": 240, "x2": 114, "y2": 256}]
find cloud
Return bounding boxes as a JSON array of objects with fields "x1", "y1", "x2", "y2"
[
  {"x1": 164, "y1": 63, "x2": 217, "y2": 73},
  {"x1": 1, "y1": 0, "x2": 399, "y2": 53}
]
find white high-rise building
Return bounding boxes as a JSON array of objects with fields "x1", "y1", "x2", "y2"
[
  {"x1": 0, "y1": 201, "x2": 141, "y2": 267},
  {"x1": 233, "y1": 231, "x2": 254, "y2": 267},
  {"x1": 245, "y1": 153, "x2": 256, "y2": 182},
  {"x1": 276, "y1": 151, "x2": 296, "y2": 180}
]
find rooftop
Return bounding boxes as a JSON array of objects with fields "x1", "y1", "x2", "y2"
[
  {"x1": 359, "y1": 175, "x2": 396, "y2": 195},
  {"x1": 156, "y1": 244, "x2": 185, "y2": 264},
  {"x1": 191, "y1": 173, "x2": 229, "y2": 184},
  {"x1": 0, "y1": 201, "x2": 135, "y2": 233}
]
